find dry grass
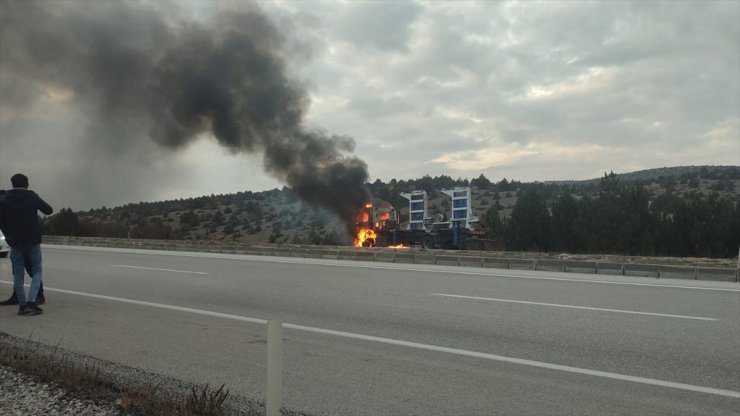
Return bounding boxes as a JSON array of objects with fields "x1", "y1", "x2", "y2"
[
  {"x1": 0, "y1": 336, "x2": 231, "y2": 415},
  {"x1": 114, "y1": 382, "x2": 229, "y2": 415}
]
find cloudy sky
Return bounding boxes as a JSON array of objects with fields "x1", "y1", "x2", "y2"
[{"x1": 1, "y1": 0, "x2": 738, "y2": 211}]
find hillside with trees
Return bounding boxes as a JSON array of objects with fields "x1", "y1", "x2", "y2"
[{"x1": 44, "y1": 165, "x2": 740, "y2": 258}]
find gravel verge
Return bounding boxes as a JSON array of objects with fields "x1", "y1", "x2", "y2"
[
  {"x1": 0, "y1": 364, "x2": 118, "y2": 416},
  {"x1": 0, "y1": 332, "x2": 311, "y2": 416}
]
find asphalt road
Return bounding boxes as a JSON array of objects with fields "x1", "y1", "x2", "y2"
[{"x1": 1, "y1": 245, "x2": 739, "y2": 415}]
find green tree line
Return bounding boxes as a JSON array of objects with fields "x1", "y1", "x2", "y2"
[{"x1": 486, "y1": 173, "x2": 739, "y2": 258}]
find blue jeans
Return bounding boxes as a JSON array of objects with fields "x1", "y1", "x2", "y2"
[{"x1": 11, "y1": 245, "x2": 42, "y2": 305}]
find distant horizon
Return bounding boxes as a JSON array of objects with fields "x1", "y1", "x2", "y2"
[{"x1": 63, "y1": 164, "x2": 737, "y2": 213}]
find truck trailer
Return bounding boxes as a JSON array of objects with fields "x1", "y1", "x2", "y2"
[{"x1": 355, "y1": 187, "x2": 493, "y2": 250}]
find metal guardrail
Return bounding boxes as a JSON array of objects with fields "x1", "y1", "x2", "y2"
[{"x1": 43, "y1": 236, "x2": 739, "y2": 282}]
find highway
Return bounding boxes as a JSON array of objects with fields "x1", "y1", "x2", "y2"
[{"x1": 1, "y1": 245, "x2": 739, "y2": 415}]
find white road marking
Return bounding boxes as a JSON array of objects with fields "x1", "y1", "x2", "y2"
[
  {"x1": 432, "y1": 293, "x2": 719, "y2": 321},
  {"x1": 2, "y1": 280, "x2": 738, "y2": 399},
  {"x1": 45, "y1": 245, "x2": 740, "y2": 292},
  {"x1": 316, "y1": 263, "x2": 740, "y2": 292},
  {"x1": 282, "y1": 324, "x2": 740, "y2": 400},
  {"x1": 110, "y1": 265, "x2": 210, "y2": 275}
]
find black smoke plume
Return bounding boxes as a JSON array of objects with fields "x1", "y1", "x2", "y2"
[{"x1": 0, "y1": 1, "x2": 369, "y2": 234}]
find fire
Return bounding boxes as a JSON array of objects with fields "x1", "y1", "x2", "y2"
[
  {"x1": 355, "y1": 201, "x2": 376, "y2": 247},
  {"x1": 388, "y1": 244, "x2": 409, "y2": 249},
  {"x1": 355, "y1": 228, "x2": 377, "y2": 247},
  {"x1": 354, "y1": 200, "x2": 400, "y2": 248}
]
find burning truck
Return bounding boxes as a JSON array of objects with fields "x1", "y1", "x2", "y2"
[
  {"x1": 354, "y1": 201, "x2": 401, "y2": 247},
  {"x1": 354, "y1": 187, "x2": 492, "y2": 250}
]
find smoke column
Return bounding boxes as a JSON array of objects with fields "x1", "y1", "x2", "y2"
[{"x1": 0, "y1": 1, "x2": 369, "y2": 230}]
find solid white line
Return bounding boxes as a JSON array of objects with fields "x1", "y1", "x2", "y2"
[
  {"x1": 110, "y1": 265, "x2": 210, "y2": 275},
  {"x1": 431, "y1": 294, "x2": 719, "y2": 321},
  {"x1": 2, "y1": 280, "x2": 738, "y2": 399},
  {"x1": 0, "y1": 281, "x2": 261, "y2": 323},
  {"x1": 45, "y1": 245, "x2": 740, "y2": 292},
  {"x1": 281, "y1": 323, "x2": 740, "y2": 399},
  {"x1": 317, "y1": 263, "x2": 740, "y2": 292}
]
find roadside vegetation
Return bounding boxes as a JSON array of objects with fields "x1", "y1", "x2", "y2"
[
  {"x1": 0, "y1": 334, "x2": 231, "y2": 415},
  {"x1": 43, "y1": 165, "x2": 739, "y2": 259}
]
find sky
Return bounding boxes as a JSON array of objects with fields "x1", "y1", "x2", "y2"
[{"x1": 1, "y1": 0, "x2": 738, "y2": 211}]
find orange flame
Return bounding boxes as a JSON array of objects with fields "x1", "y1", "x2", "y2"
[{"x1": 354, "y1": 228, "x2": 377, "y2": 247}]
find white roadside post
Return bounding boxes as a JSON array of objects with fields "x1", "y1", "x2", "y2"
[{"x1": 266, "y1": 320, "x2": 283, "y2": 416}]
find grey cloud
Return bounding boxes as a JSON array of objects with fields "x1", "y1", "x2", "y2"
[
  {"x1": 0, "y1": 72, "x2": 41, "y2": 115},
  {"x1": 346, "y1": 95, "x2": 414, "y2": 119},
  {"x1": 333, "y1": 1, "x2": 421, "y2": 51},
  {"x1": 304, "y1": 1, "x2": 738, "y2": 182}
]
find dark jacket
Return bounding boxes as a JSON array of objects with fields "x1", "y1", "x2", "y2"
[{"x1": 0, "y1": 188, "x2": 53, "y2": 247}]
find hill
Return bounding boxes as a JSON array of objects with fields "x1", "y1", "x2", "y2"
[{"x1": 44, "y1": 165, "x2": 740, "y2": 257}]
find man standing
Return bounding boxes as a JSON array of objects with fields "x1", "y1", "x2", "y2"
[
  {"x1": 0, "y1": 250, "x2": 45, "y2": 306},
  {"x1": 0, "y1": 188, "x2": 45, "y2": 305},
  {"x1": 0, "y1": 174, "x2": 53, "y2": 315}
]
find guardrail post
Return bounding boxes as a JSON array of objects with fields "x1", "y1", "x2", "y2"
[{"x1": 266, "y1": 320, "x2": 283, "y2": 416}]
